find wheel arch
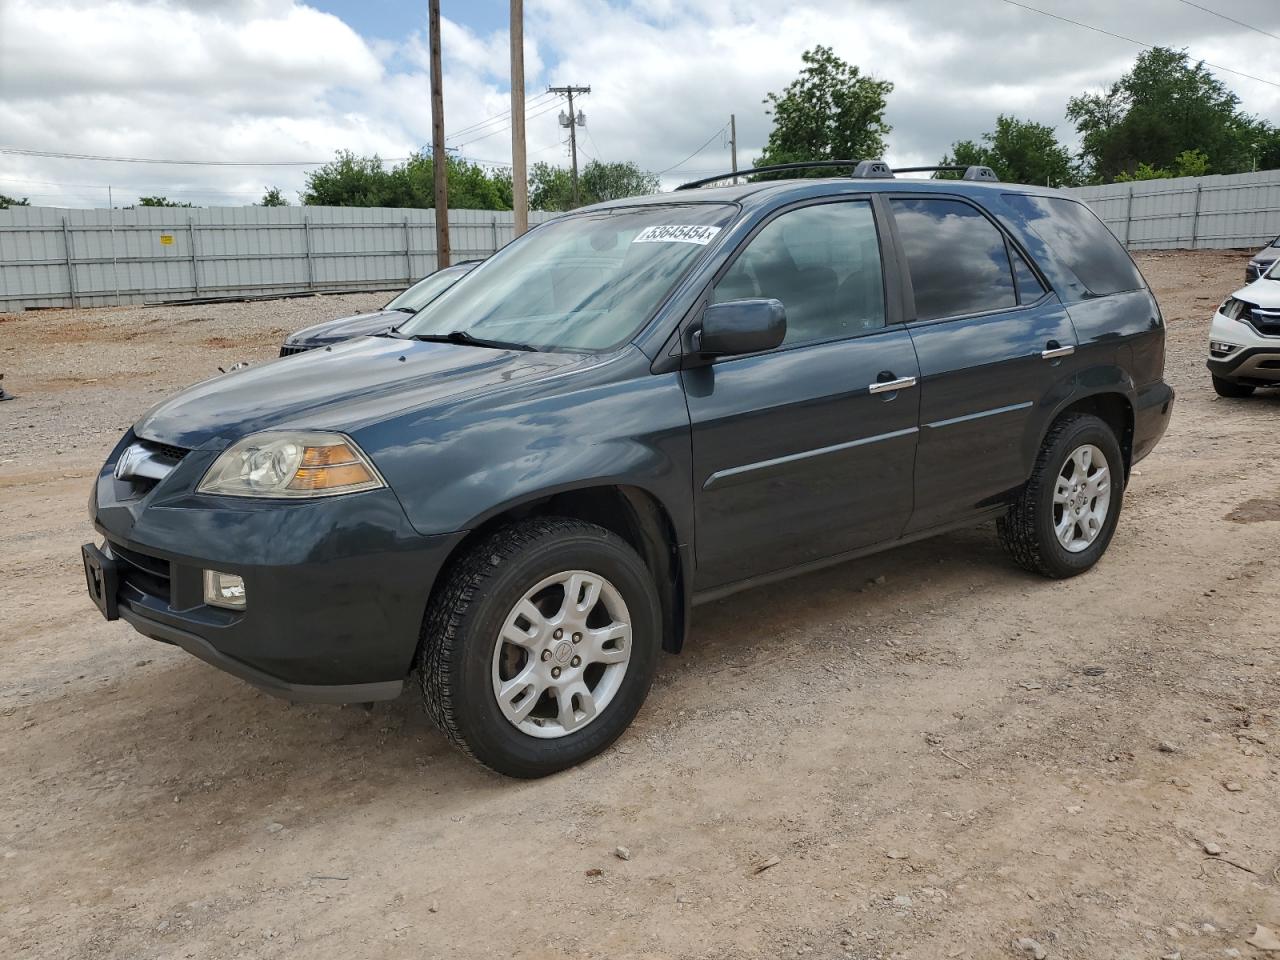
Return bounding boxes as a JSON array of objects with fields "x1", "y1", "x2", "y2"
[
  {"x1": 423, "y1": 482, "x2": 690, "y2": 658},
  {"x1": 1043, "y1": 387, "x2": 1136, "y2": 479}
]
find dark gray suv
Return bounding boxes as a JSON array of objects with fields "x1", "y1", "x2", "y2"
[{"x1": 83, "y1": 161, "x2": 1173, "y2": 777}]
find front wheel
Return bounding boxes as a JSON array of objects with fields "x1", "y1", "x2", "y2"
[
  {"x1": 1212, "y1": 375, "x2": 1255, "y2": 398},
  {"x1": 998, "y1": 413, "x2": 1125, "y2": 579},
  {"x1": 417, "y1": 517, "x2": 661, "y2": 778}
]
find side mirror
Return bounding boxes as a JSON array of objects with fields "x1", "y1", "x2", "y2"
[{"x1": 694, "y1": 299, "x2": 786, "y2": 358}]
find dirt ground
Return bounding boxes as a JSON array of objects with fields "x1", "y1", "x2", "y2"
[{"x1": 2, "y1": 250, "x2": 1278, "y2": 960}]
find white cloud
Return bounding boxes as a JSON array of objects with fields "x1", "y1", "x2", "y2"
[{"x1": 0, "y1": 0, "x2": 1277, "y2": 206}]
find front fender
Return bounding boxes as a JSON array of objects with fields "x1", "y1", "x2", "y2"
[{"x1": 357, "y1": 358, "x2": 695, "y2": 543}]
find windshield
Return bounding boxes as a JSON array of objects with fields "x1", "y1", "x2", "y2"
[
  {"x1": 397, "y1": 203, "x2": 737, "y2": 351},
  {"x1": 385, "y1": 264, "x2": 474, "y2": 313}
]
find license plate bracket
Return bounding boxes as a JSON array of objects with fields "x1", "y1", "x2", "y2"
[{"x1": 82, "y1": 542, "x2": 119, "y2": 621}]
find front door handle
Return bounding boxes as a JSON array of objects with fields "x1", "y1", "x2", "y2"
[
  {"x1": 868, "y1": 375, "x2": 918, "y2": 395},
  {"x1": 1041, "y1": 341, "x2": 1075, "y2": 360}
]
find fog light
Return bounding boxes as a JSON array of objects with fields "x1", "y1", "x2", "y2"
[
  {"x1": 1209, "y1": 341, "x2": 1238, "y2": 356},
  {"x1": 203, "y1": 570, "x2": 246, "y2": 609}
]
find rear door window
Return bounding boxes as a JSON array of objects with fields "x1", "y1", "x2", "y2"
[
  {"x1": 1002, "y1": 194, "x2": 1144, "y2": 297},
  {"x1": 889, "y1": 198, "x2": 1016, "y2": 321}
]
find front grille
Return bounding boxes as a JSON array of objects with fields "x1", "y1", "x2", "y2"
[
  {"x1": 110, "y1": 542, "x2": 173, "y2": 605},
  {"x1": 137, "y1": 438, "x2": 189, "y2": 463},
  {"x1": 113, "y1": 438, "x2": 189, "y2": 497},
  {"x1": 1245, "y1": 304, "x2": 1280, "y2": 337},
  {"x1": 279, "y1": 344, "x2": 311, "y2": 357}
]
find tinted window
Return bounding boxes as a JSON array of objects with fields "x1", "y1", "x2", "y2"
[
  {"x1": 891, "y1": 198, "x2": 1016, "y2": 321},
  {"x1": 1002, "y1": 194, "x2": 1144, "y2": 297},
  {"x1": 1011, "y1": 247, "x2": 1045, "y2": 304},
  {"x1": 714, "y1": 201, "x2": 885, "y2": 346},
  {"x1": 399, "y1": 203, "x2": 736, "y2": 351}
]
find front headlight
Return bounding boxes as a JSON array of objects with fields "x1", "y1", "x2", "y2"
[
  {"x1": 1219, "y1": 297, "x2": 1247, "y2": 321},
  {"x1": 197, "y1": 431, "x2": 385, "y2": 498}
]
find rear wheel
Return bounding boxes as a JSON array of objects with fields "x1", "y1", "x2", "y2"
[
  {"x1": 417, "y1": 517, "x2": 661, "y2": 778},
  {"x1": 1212, "y1": 375, "x2": 1255, "y2": 398},
  {"x1": 998, "y1": 413, "x2": 1124, "y2": 579}
]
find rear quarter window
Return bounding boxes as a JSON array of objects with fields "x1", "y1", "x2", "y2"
[{"x1": 1002, "y1": 194, "x2": 1144, "y2": 298}]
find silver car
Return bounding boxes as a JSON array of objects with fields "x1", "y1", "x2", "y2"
[{"x1": 1247, "y1": 235, "x2": 1280, "y2": 283}]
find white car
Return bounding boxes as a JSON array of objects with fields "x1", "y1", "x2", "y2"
[{"x1": 1208, "y1": 259, "x2": 1280, "y2": 398}]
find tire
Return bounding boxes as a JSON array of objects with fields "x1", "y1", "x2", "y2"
[
  {"x1": 1212, "y1": 375, "x2": 1255, "y2": 398},
  {"x1": 997, "y1": 413, "x2": 1125, "y2": 579},
  {"x1": 417, "y1": 517, "x2": 661, "y2": 778}
]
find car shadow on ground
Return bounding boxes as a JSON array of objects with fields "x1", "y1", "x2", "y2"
[{"x1": 48, "y1": 524, "x2": 1014, "y2": 795}]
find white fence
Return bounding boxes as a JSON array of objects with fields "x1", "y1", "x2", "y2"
[
  {"x1": 1063, "y1": 169, "x2": 1280, "y2": 251},
  {"x1": 4, "y1": 173, "x2": 1279, "y2": 312},
  {"x1": 0, "y1": 205, "x2": 556, "y2": 312}
]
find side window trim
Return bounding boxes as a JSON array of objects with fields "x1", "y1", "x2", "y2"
[
  {"x1": 698, "y1": 194, "x2": 900, "y2": 358},
  {"x1": 883, "y1": 191, "x2": 1051, "y2": 326}
]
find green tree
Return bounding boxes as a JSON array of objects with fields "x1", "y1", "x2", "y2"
[
  {"x1": 300, "y1": 150, "x2": 515, "y2": 209},
  {"x1": 0, "y1": 194, "x2": 29, "y2": 208},
  {"x1": 1113, "y1": 162, "x2": 1172, "y2": 183},
  {"x1": 259, "y1": 186, "x2": 289, "y2": 206},
  {"x1": 940, "y1": 115, "x2": 1077, "y2": 186},
  {"x1": 754, "y1": 45, "x2": 893, "y2": 177},
  {"x1": 529, "y1": 162, "x2": 574, "y2": 211},
  {"x1": 529, "y1": 160, "x2": 659, "y2": 211},
  {"x1": 300, "y1": 151, "x2": 394, "y2": 206},
  {"x1": 581, "y1": 161, "x2": 659, "y2": 204},
  {"x1": 136, "y1": 196, "x2": 194, "y2": 207},
  {"x1": 1113, "y1": 149, "x2": 1213, "y2": 182},
  {"x1": 1067, "y1": 47, "x2": 1255, "y2": 182}
]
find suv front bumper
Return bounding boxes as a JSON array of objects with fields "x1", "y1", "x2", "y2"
[
  {"x1": 1207, "y1": 308, "x2": 1280, "y2": 385},
  {"x1": 87, "y1": 436, "x2": 462, "y2": 702}
]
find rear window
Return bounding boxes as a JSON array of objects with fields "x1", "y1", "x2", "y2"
[{"x1": 1002, "y1": 194, "x2": 1144, "y2": 297}]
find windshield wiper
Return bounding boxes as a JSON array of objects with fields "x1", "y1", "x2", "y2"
[
  {"x1": 408, "y1": 330, "x2": 537, "y2": 352},
  {"x1": 387, "y1": 306, "x2": 417, "y2": 314}
]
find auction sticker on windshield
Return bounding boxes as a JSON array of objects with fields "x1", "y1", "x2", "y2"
[{"x1": 632, "y1": 225, "x2": 722, "y2": 245}]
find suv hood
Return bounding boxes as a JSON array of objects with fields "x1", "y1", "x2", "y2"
[
  {"x1": 1235, "y1": 271, "x2": 1280, "y2": 304},
  {"x1": 285, "y1": 309, "x2": 405, "y2": 348},
  {"x1": 134, "y1": 335, "x2": 588, "y2": 450}
]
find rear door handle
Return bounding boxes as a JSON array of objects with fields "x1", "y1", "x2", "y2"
[
  {"x1": 1041, "y1": 342, "x2": 1075, "y2": 360},
  {"x1": 868, "y1": 375, "x2": 917, "y2": 395}
]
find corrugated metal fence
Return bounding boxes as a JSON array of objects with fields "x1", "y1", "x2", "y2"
[
  {"x1": 1063, "y1": 169, "x2": 1280, "y2": 251},
  {"x1": 4, "y1": 173, "x2": 1279, "y2": 312},
  {"x1": 0, "y1": 205, "x2": 555, "y2": 312}
]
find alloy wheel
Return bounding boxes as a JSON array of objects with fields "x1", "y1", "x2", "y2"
[
  {"x1": 491, "y1": 570, "x2": 632, "y2": 739},
  {"x1": 1052, "y1": 443, "x2": 1112, "y2": 553}
]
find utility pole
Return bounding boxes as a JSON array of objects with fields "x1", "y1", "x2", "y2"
[
  {"x1": 428, "y1": 0, "x2": 451, "y2": 267},
  {"x1": 729, "y1": 114, "x2": 738, "y2": 184},
  {"x1": 510, "y1": 0, "x2": 528, "y2": 235},
  {"x1": 549, "y1": 84, "x2": 590, "y2": 207}
]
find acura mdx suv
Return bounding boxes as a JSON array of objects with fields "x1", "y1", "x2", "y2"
[{"x1": 83, "y1": 161, "x2": 1174, "y2": 777}]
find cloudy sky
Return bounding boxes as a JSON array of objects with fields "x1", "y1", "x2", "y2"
[{"x1": 1, "y1": 0, "x2": 1278, "y2": 207}]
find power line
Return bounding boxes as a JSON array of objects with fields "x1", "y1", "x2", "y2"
[
  {"x1": 656, "y1": 123, "x2": 730, "y2": 176},
  {"x1": 0, "y1": 146, "x2": 365, "y2": 166},
  {"x1": 446, "y1": 92, "x2": 555, "y2": 142},
  {"x1": 994, "y1": 0, "x2": 1280, "y2": 89},
  {"x1": 452, "y1": 99, "x2": 566, "y2": 150},
  {"x1": 586, "y1": 128, "x2": 605, "y2": 164},
  {"x1": 1174, "y1": 0, "x2": 1280, "y2": 44}
]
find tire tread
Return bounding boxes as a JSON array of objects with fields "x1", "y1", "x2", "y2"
[
  {"x1": 997, "y1": 413, "x2": 1113, "y2": 579},
  {"x1": 417, "y1": 517, "x2": 618, "y2": 763}
]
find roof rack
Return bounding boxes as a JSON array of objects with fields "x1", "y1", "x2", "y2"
[{"x1": 674, "y1": 161, "x2": 999, "y2": 190}]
